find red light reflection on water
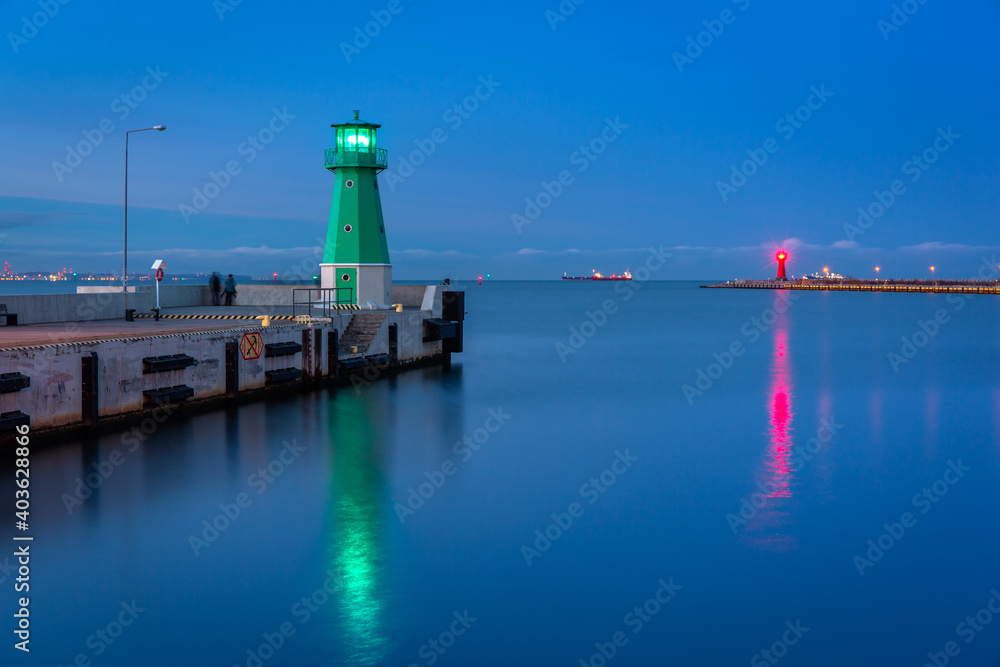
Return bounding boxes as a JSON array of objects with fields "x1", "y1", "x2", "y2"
[
  {"x1": 764, "y1": 327, "x2": 793, "y2": 498},
  {"x1": 742, "y1": 313, "x2": 798, "y2": 551}
]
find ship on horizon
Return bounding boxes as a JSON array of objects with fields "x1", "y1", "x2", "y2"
[{"x1": 562, "y1": 270, "x2": 632, "y2": 281}]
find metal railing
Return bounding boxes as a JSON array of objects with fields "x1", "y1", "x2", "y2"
[
  {"x1": 324, "y1": 147, "x2": 388, "y2": 171},
  {"x1": 292, "y1": 288, "x2": 353, "y2": 318}
]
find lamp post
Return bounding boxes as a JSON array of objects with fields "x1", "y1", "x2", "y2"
[
  {"x1": 875, "y1": 266, "x2": 880, "y2": 281},
  {"x1": 124, "y1": 125, "x2": 166, "y2": 319}
]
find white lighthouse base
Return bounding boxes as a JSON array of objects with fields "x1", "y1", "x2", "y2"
[{"x1": 321, "y1": 263, "x2": 392, "y2": 307}]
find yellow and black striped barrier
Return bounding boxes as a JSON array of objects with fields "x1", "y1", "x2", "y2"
[
  {"x1": 133, "y1": 314, "x2": 293, "y2": 320},
  {"x1": 133, "y1": 306, "x2": 361, "y2": 321}
]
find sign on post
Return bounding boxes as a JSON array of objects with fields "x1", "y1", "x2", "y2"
[{"x1": 150, "y1": 260, "x2": 167, "y2": 312}]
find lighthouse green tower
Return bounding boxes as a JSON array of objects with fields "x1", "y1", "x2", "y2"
[{"x1": 320, "y1": 110, "x2": 392, "y2": 306}]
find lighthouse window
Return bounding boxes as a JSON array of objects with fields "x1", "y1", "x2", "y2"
[
  {"x1": 341, "y1": 273, "x2": 351, "y2": 282},
  {"x1": 346, "y1": 132, "x2": 369, "y2": 147},
  {"x1": 344, "y1": 224, "x2": 353, "y2": 233},
  {"x1": 380, "y1": 225, "x2": 384, "y2": 234},
  {"x1": 373, "y1": 177, "x2": 378, "y2": 189},
  {"x1": 345, "y1": 179, "x2": 354, "y2": 189}
]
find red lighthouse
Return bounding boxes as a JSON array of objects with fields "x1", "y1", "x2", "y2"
[{"x1": 776, "y1": 251, "x2": 788, "y2": 281}]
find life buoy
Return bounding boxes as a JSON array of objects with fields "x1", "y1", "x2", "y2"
[{"x1": 155, "y1": 267, "x2": 164, "y2": 282}]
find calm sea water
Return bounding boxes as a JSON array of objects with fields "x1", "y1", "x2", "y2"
[{"x1": 3, "y1": 281, "x2": 1000, "y2": 666}]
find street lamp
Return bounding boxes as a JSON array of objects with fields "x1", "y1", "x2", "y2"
[
  {"x1": 875, "y1": 266, "x2": 880, "y2": 280},
  {"x1": 124, "y1": 125, "x2": 166, "y2": 319}
]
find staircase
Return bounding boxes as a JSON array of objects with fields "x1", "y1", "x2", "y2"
[{"x1": 339, "y1": 313, "x2": 387, "y2": 355}]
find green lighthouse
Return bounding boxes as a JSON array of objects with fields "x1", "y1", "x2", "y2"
[{"x1": 321, "y1": 110, "x2": 392, "y2": 306}]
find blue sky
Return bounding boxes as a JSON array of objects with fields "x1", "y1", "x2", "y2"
[{"x1": 1, "y1": 0, "x2": 997, "y2": 280}]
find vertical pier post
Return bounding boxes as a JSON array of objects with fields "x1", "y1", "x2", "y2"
[
  {"x1": 328, "y1": 329, "x2": 339, "y2": 380},
  {"x1": 225, "y1": 341, "x2": 239, "y2": 401},
  {"x1": 442, "y1": 290, "x2": 465, "y2": 369},
  {"x1": 301, "y1": 329, "x2": 312, "y2": 388},
  {"x1": 388, "y1": 323, "x2": 398, "y2": 369},
  {"x1": 442, "y1": 291, "x2": 465, "y2": 353},
  {"x1": 81, "y1": 352, "x2": 99, "y2": 428},
  {"x1": 315, "y1": 330, "x2": 323, "y2": 381}
]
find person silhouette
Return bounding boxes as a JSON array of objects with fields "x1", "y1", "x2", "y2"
[
  {"x1": 222, "y1": 274, "x2": 237, "y2": 306},
  {"x1": 210, "y1": 272, "x2": 221, "y2": 306}
]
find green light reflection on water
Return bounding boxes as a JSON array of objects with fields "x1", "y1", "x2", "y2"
[{"x1": 328, "y1": 395, "x2": 391, "y2": 665}]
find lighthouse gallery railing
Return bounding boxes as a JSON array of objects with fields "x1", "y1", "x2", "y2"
[{"x1": 324, "y1": 148, "x2": 388, "y2": 171}]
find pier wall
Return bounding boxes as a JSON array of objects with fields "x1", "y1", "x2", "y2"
[
  {"x1": 0, "y1": 284, "x2": 448, "y2": 325},
  {"x1": 0, "y1": 286, "x2": 209, "y2": 325},
  {"x1": 393, "y1": 285, "x2": 433, "y2": 307},
  {"x1": 0, "y1": 309, "x2": 449, "y2": 433}
]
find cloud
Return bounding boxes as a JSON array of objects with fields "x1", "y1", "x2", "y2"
[
  {"x1": 898, "y1": 241, "x2": 999, "y2": 253},
  {"x1": 70, "y1": 245, "x2": 323, "y2": 259},
  {"x1": 396, "y1": 248, "x2": 473, "y2": 258},
  {"x1": 513, "y1": 247, "x2": 653, "y2": 256},
  {"x1": 0, "y1": 210, "x2": 87, "y2": 228}
]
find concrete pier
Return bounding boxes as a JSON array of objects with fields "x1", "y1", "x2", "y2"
[
  {"x1": 701, "y1": 279, "x2": 1000, "y2": 295},
  {"x1": 0, "y1": 284, "x2": 464, "y2": 437}
]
